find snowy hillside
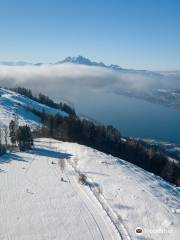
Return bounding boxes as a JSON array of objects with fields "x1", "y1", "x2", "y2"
[
  {"x1": 0, "y1": 88, "x2": 67, "y2": 129},
  {"x1": 0, "y1": 138, "x2": 179, "y2": 240}
]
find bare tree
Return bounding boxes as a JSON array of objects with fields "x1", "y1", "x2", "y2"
[
  {"x1": 0, "y1": 127, "x2": 6, "y2": 155},
  {"x1": 3, "y1": 126, "x2": 8, "y2": 150},
  {"x1": 13, "y1": 109, "x2": 19, "y2": 129},
  {"x1": 73, "y1": 157, "x2": 79, "y2": 171},
  {"x1": 0, "y1": 128, "x2": 2, "y2": 145},
  {"x1": 59, "y1": 158, "x2": 66, "y2": 173}
]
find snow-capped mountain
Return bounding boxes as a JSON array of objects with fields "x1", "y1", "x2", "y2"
[
  {"x1": 57, "y1": 56, "x2": 125, "y2": 71},
  {"x1": 0, "y1": 56, "x2": 179, "y2": 77},
  {"x1": 0, "y1": 56, "x2": 109, "y2": 68},
  {"x1": 55, "y1": 56, "x2": 180, "y2": 76},
  {"x1": 0, "y1": 56, "x2": 121, "y2": 69},
  {"x1": 56, "y1": 55, "x2": 109, "y2": 67}
]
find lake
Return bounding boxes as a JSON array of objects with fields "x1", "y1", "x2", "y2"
[{"x1": 57, "y1": 89, "x2": 180, "y2": 144}]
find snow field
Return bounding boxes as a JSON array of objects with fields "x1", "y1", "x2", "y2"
[{"x1": 0, "y1": 139, "x2": 120, "y2": 240}]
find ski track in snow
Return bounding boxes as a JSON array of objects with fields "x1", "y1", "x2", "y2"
[{"x1": 52, "y1": 139, "x2": 180, "y2": 240}]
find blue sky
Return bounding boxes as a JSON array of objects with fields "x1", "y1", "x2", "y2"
[{"x1": 0, "y1": 0, "x2": 179, "y2": 70}]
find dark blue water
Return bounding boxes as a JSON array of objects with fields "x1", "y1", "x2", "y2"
[{"x1": 67, "y1": 89, "x2": 180, "y2": 143}]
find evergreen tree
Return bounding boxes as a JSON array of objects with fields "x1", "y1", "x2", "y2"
[
  {"x1": 16, "y1": 125, "x2": 33, "y2": 151},
  {"x1": 9, "y1": 120, "x2": 17, "y2": 146}
]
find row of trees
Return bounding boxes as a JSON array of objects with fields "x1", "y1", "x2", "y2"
[
  {"x1": 32, "y1": 110, "x2": 180, "y2": 186},
  {"x1": 11, "y1": 87, "x2": 76, "y2": 115}
]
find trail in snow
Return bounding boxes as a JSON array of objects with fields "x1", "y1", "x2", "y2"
[
  {"x1": 46, "y1": 138, "x2": 180, "y2": 240},
  {"x1": 65, "y1": 154, "x2": 129, "y2": 240}
]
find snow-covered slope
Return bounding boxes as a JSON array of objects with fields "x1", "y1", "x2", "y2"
[
  {"x1": 57, "y1": 140, "x2": 180, "y2": 240},
  {"x1": 0, "y1": 138, "x2": 179, "y2": 240},
  {"x1": 0, "y1": 139, "x2": 120, "y2": 240},
  {"x1": 0, "y1": 88, "x2": 67, "y2": 129}
]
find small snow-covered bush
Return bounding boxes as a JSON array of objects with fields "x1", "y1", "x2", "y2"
[
  {"x1": 96, "y1": 185, "x2": 103, "y2": 195},
  {"x1": 78, "y1": 174, "x2": 87, "y2": 184}
]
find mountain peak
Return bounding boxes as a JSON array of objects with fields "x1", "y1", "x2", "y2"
[
  {"x1": 56, "y1": 55, "x2": 121, "y2": 69},
  {"x1": 62, "y1": 56, "x2": 95, "y2": 65}
]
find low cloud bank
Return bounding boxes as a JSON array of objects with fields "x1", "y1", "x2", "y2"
[{"x1": 0, "y1": 64, "x2": 179, "y2": 102}]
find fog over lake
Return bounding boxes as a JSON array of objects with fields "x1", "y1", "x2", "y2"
[{"x1": 0, "y1": 64, "x2": 180, "y2": 143}]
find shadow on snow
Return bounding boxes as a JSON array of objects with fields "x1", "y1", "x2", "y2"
[
  {"x1": 32, "y1": 147, "x2": 72, "y2": 160},
  {"x1": 0, "y1": 147, "x2": 72, "y2": 165},
  {"x1": 0, "y1": 153, "x2": 27, "y2": 164}
]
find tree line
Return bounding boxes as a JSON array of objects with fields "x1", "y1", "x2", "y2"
[{"x1": 10, "y1": 87, "x2": 76, "y2": 116}]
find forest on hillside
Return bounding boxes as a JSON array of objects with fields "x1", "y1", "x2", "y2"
[
  {"x1": 31, "y1": 104, "x2": 180, "y2": 187},
  {"x1": 2, "y1": 87, "x2": 179, "y2": 186}
]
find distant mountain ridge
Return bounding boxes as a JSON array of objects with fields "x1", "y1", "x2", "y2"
[
  {"x1": 0, "y1": 61, "x2": 32, "y2": 66},
  {"x1": 0, "y1": 55, "x2": 123, "y2": 70},
  {"x1": 0, "y1": 56, "x2": 164, "y2": 78},
  {"x1": 0, "y1": 56, "x2": 179, "y2": 76}
]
